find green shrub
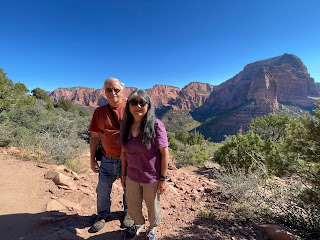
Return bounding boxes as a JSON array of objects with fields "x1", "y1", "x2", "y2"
[
  {"x1": 55, "y1": 98, "x2": 78, "y2": 112},
  {"x1": 214, "y1": 131, "x2": 265, "y2": 170},
  {"x1": 248, "y1": 114, "x2": 291, "y2": 142},
  {"x1": 214, "y1": 163, "x2": 319, "y2": 238}
]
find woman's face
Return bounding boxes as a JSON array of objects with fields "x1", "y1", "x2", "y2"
[{"x1": 129, "y1": 96, "x2": 149, "y2": 119}]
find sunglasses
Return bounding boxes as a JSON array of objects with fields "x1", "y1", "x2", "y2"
[
  {"x1": 129, "y1": 99, "x2": 148, "y2": 107},
  {"x1": 105, "y1": 88, "x2": 121, "y2": 94}
]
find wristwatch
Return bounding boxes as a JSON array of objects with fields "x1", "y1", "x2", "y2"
[{"x1": 160, "y1": 175, "x2": 168, "y2": 180}]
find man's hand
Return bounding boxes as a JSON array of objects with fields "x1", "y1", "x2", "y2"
[
  {"x1": 91, "y1": 161, "x2": 100, "y2": 173},
  {"x1": 90, "y1": 132, "x2": 100, "y2": 173},
  {"x1": 157, "y1": 180, "x2": 167, "y2": 195}
]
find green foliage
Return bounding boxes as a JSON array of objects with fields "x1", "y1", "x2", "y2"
[
  {"x1": 214, "y1": 131, "x2": 265, "y2": 170},
  {"x1": 281, "y1": 100, "x2": 320, "y2": 223},
  {"x1": 174, "y1": 131, "x2": 189, "y2": 144},
  {"x1": 167, "y1": 132, "x2": 178, "y2": 151},
  {"x1": 187, "y1": 130, "x2": 205, "y2": 145},
  {"x1": 0, "y1": 68, "x2": 34, "y2": 112},
  {"x1": 0, "y1": 99, "x2": 91, "y2": 164},
  {"x1": 199, "y1": 210, "x2": 216, "y2": 219},
  {"x1": 55, "y1": 98, "x2": 78, "y2": 112},
  {"x1": 31, "y1": 88, "x2": 51, "y2": 102},
  {"x1": 214, "y1": 165, "x2": 319, "y2": 237},
  {"x1": 174, "y1": 130, "x2": 205, "y2": 145},
  {"x1": 171, "y1": 141, "x2": 218, "y2": 167},
  {"x1": 248, "y1": 114, "x2": 291, "y2": 142},
  {"x1": 168, "y1": 130, "x2": 212, "y2": 167},
  {"x1": 160, "y1": 109, "x2": 201, "y2": 132}
]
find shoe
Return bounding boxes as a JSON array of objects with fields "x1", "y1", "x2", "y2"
[
  {"x1": 124, "y1": 224, "x2": 144, "y2": 240},
  {"x1": 146, "y1": 227, "x2": 157, "y2": 240},
  {"x1": 121, "y1": 212, "x2": 134, "y2": 228},
  {"x1": 91, "y1": 215, "x2": 109, "y2": 232}
]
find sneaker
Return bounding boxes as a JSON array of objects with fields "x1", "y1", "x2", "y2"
[
  {"x1": 121, "y1": 212, "x2": 134, "y2": 228},
  {"x1": 146, "y1": 227, "x2": 157, "y2": 240},
  {"x1": 91, "y1": 215, "x2": 109, "y2": 232},
  {"x1": 124, "y1": 224, "x2": 144, "y2": 240}
]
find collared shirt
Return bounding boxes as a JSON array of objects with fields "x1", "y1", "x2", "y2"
[{"x1": 88, "y1": 101, "x2": 126, "y2": 157}]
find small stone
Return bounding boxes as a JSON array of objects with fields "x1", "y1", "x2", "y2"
[
  {"x1": 57, "y1": 198, "x2": 81, "y2": 211},
  {"x1": 47, "y1": 200, "x2": 66, "y2": 211}
]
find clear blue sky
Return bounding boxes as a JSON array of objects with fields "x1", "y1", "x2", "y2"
[{"x1": 1, "y1": 0, "x2": 319, "y2": 92}]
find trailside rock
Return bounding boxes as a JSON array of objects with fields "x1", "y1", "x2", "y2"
[{"x1": 44, "y1": 171, "x2": 77, "y2": 190}]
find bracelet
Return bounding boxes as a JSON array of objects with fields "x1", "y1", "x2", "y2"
[
  {"x1": 160, "y1": 175, "x2": 168, "y2": 179},
  {"x1": 122, "y1": 174, "x2": 127, "y2": 177}
]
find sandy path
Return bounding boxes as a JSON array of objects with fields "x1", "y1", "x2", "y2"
[{"x1": 0, "y1": 149, "x2": 271, "y2": 240}]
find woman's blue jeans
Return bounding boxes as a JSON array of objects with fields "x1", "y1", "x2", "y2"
[{"x1": 96, "y1": 155, "x2": 127, "y2": 217}]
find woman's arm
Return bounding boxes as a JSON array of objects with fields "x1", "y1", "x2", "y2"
[
  {"x1": 158, "y1": 146, "x2": 169, "y2": 194},
  {"x1": 120, "y1": 146, "x2": 127, "y2": 188}
]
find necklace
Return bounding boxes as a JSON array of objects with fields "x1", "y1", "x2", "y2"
[{"x1": 133, "y1": 123, "x2": 140, "y2": 130}]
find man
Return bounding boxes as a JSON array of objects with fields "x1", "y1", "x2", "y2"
[{"x1": 88, "y1": 77, "x2": 133, "y2": 232}]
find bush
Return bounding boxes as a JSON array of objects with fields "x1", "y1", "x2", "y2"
[
  {"x1": 55, "y1": 98, "x2": 78, "y2": 112},
  {"x1": 214, "y1": 131, "x2": 265, "y2": 170},
  {"x1": 174, "y1": 142, "x2": 217, "y2": 167},
  {"x1": 1, "y1": 99, "x2": 91, "y2": 164},
  {"x1": 214, "y1": 163, "x2": 319, "y2": 238}
]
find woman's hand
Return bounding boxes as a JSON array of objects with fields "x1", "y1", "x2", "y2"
[
  {"x1": 121, "y1": 176, "x2": 126, "y2": 188},
  {"x1": 157, "y1": 180, "x2": 167, "y2": 194}
]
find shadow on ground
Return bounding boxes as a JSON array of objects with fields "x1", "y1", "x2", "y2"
[
  {"x1": 0, "y1": 210, "x2": 127, "y2": 240},
  {"x1": 161, "y1": 215, "x2": 270, "y2": 240}
]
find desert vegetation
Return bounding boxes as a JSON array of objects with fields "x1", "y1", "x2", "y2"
[
  {"x1": 1, "y1": 66, "x2": 319, "y2": 239},
  {"x1": 167, "y1": 105, "x2": 320, "y2": 238},
  {"x1": 0, "y1": 68, "x2": 91, "y2": 169}
]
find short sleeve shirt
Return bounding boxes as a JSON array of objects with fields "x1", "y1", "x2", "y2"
[
  {"x1": 124, "y1": 119, "x2": 168, "y2": 183},
  {"x1": 88, "y1": 101, "x2": 126, "y2": 157}
]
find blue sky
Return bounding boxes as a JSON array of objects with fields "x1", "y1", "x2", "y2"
[{"x1": 1, "y1": 0, "x2": 319, "y2": 92}]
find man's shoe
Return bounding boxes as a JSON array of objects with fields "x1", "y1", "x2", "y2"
[
  {"x1": 146, "y1": 227, "x2": 157, "y2": 240},
  {"x1": 91, "y1": 215, "x2": 109, "y2": 232},
  {"x1": 124, "y1": 224, "x2": 144, "y2": 240},
  {"x1": 121, "y1": 212, "x2": 134, "y2": 228}
]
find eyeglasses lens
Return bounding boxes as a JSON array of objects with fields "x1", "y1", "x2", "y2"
[
  {"x1": 106, "y1": 88, "x2": 121, "y2": 93},
  {"x1": 129, "y1": 99, "x2": 147, "y2": 107}
]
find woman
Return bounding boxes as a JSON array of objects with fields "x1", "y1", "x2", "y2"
[{"x1": 119, "y1": 90, "x2": 169, "y2": 240}]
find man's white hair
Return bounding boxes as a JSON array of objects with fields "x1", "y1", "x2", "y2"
[{"x1": 103, "y1": 77, "x2": 125, "y2": 90}]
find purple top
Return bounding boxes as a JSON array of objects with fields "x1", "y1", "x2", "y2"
[{"x1": 124, "y1": 119, "x2": 168, "y2": 183}]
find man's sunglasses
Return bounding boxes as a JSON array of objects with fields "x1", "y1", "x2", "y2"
[
  {"x1": 105, "y1": 88, "x2": 121, "y2": 94},
  {"x1": 129, "y1": 99, "x2": 148, "y2": 107}
]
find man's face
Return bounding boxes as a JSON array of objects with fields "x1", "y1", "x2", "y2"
[{"x1": 104, "y1": 80, "x2": 123, "y2": 106}]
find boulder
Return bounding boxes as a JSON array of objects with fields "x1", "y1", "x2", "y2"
[{"x1": 258, "y1": 224, "x2": 300, "y2": 240}]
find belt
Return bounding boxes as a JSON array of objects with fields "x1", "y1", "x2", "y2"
[{"x1": 106, "y1": 156, "x2": 121, "y2": 159}]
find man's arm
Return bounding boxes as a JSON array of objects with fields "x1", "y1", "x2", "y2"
[{"x1": 90, "y1": 131, "x2": 100, "y2": 173}]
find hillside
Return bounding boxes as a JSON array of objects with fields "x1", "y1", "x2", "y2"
[
  {"x1": 0, "y1": 147, "x2": 294, "y2": 240},
  {"x1": 48, "y1": 54, "x2": 320, "y2": 142}
]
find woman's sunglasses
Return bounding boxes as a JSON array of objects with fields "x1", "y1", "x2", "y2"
[
  {"x1": 105, "y1": 88, "x2": 121, "y2": 94},
  {"x1": 129, "y1": 99, "x2": 148, "y2": 107}
]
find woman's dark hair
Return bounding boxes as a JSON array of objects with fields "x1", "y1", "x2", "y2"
[{"x1": 119, "y1": 90, "x2": 156, "y2": 146}]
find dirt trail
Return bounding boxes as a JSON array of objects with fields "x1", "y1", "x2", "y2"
[{"x1": 0, "y1": 148, "x2": 270, "y2": 240}]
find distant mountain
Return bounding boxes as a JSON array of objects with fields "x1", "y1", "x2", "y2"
[
  {"x1": 49, "y1": 83, "x2": 213, "y2": 111},
  {"x1": 316, "y1": 82, "x2": 320, "y2": 93},
  {"x1": 48, "y1": 53, "x2": 319, "y2": 142},
  {"x1": 194, "y1": 53, "x2": 319, "y2": 141}
]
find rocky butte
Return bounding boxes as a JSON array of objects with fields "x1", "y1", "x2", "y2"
[
  {"x1": 49, "y1": 83, "x2": 212, "y2": 110},
  {"x1": 49, "y1": 53, "x2": 319, "y2": 142},
  {"x1": 196, "y1": 53, "x2": 319, "y2": 141}
]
